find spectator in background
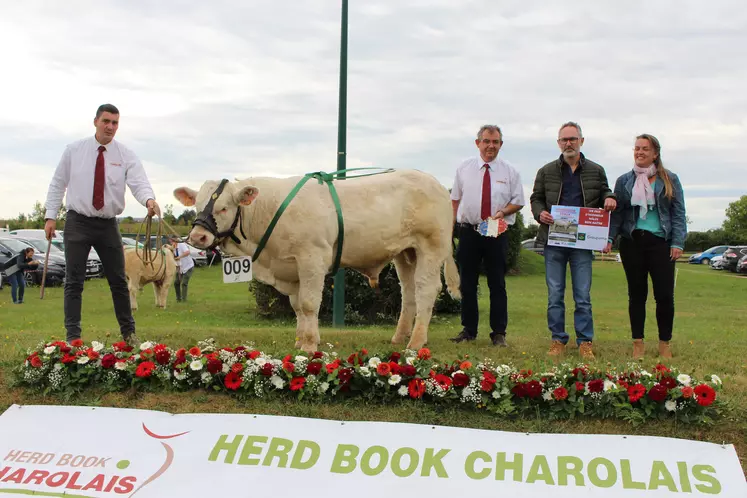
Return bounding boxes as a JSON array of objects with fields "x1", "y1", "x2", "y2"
[
  {"x1": 2, "y1": 247, "x2": 40, "y2": 304},
  {"x1": 170, "y1": 236, "x2": 195, "y2": 302}
]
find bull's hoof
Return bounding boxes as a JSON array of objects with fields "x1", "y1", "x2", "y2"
[{"x1": 406, "y1": 338, "x2": 426, "y2": 350}]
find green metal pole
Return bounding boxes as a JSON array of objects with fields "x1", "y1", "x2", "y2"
[{"x1": 332, "y1": 0, "x2": 348, "y2": 328}]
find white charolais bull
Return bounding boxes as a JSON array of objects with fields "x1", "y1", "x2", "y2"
[
  {"x1": 174, "y1": 170, "x2": 460, "y2": 353},
  {"x1": 124, "y1": 245, "x2": 177, "y2": 311}
]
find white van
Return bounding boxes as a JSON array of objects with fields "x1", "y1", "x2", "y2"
[{"x1": 9, "y1": 229, "x2": 63, "y2": 240}]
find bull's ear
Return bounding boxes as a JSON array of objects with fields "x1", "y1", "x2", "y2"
[
  {"x1": 235, "y1": 185, "x2": 260, "y2": 206},
  {"x1": 174, "y1": 187, "x2": 198, "y2": 207}
]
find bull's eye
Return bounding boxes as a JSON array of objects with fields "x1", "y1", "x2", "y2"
[{"x1": 219, "y1": 208, "x2": 228, "y2": 214}]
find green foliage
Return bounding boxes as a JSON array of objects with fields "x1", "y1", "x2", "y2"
[
  {"x1": 251, "y1": 264, "x2": 460, "y2": 324},
  {"x1": 722, "y1": 195, "x2": 747, "y2": 241},
  {"x1": 506, "y1": 211, "x2": 525, "y2": 272}
]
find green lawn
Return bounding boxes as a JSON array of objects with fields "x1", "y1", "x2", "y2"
[{"x1": 1, "y1": 255, "x2": 746, "y2": 470}]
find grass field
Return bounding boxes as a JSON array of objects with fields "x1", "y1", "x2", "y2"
[{"x1": 1, "y1": 254, "x2": 745, "y2": 471}]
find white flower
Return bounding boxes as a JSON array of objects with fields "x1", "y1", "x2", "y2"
[
  {"x1": 270, "y1": 375, "x2": 285, "y2": 389},
  {"x1": 77, "y1": 356, "x2": 90, "y2": 365},
  {"x1": 255, "y1": 358, "x2": 267, "y2": 367},
  {"x1": 174, "y1": 370, "x2": 187, "y2": 380},
  {"x1": 405, "y1": 356, "x2": 416, "y2": 366},
  {"x1": 53, "y1": 363, "x2": 63, "y2": 372},
  {"x1": 43, "y1": 346, "x2": 56, "y2": 355},
  {"x1": 222, "y1": 363, "x2": 230, "y2": 374},
  {"x1": 114, "y1": 361, "x2": 127, "y2": 371},
  {"x1": 665, "y1": 400, "x2": 677, "y2": 412},
  {"x1": 201, "y1": 372, "x2": 212, "y2": 383},
  {"x1": 501, "y1": 387, "x2": 510, "y2": 395},
  {"x1": 190, "y1": 360, "x2": 203, "y2": 371},
  {"x1": 139, "y1": 341, "x2": 153, "y2": 351},
  {"x1": 319, "y1": 382, "x2": 330, "y2": 393},
  {"x1": 451, "y1": 370, "x2": 464, "y2": 377},
  {"x1": 542, "y1": 391, "x2": 553, "y2": 401},
  {"x1": 368, "y1": 357, "x2": 381, "y2": 368},
  {"x1": 398, "y1": 386, "x2": 409, "y2": 396},
  {"x1": 388, "y1": 374, "x2": 402, "y2": 386},
  {"x1": 295, "y1": 355, "x2": 308, "y2": 363},
  {"x1": 462, "y1": 387, "x2": 475, "y2": 398},
  {"x1": 359, "y1": 366, "x2": 371, "y2": 377},
  {"x1": 492, "y1": 390, "x2": 501, "y2": 399},
  {"x1": 677, "y1": 374, "x2": 692, "y2": 386},
  {"x1": 91, "y1": 341, "x2": 105, "y2": 352},
  {"x1": 641, "y1": 370, "x2": 652, "y2": 377},
  {"x1": 603, "y1": 380, "x2": 616, "y2": 392},
  {"x1": 711, "y1": 375, "x2": 722, "y2": 385}
]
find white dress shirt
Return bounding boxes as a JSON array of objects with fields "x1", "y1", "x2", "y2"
[
  {"x1": 451, "y1": 156, "x2": 525, "y2": 225},
  {"x1": 175, "y1": 242, "x2": 195, "y2": 274},
  {"x1": 44, "y1": 136, "x2": 155, "y2": 219}
]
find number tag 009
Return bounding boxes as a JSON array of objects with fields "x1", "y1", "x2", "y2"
[{"x1": 222, "y1": 256, "x2": 253, "y2": 283}]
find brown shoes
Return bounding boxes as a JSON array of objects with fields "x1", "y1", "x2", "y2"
[
  {"x1": 633, "y1": 339, "x2": 645, "y2": 359},
  {"x1": 658, "y1": 340, "x2": 673, "y2": 359},
  {"x1": 547, "y1": 340, "x2": 565, "y2": 357},
  {"x1": 579, "y1": 342, "x2": 595, "y2": 360}
]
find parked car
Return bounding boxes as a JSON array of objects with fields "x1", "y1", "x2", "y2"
[
  {"x1": 688, "y1": 245, "x2": 730, "y2": 265},
  {"x1": 121, "y1": 237, "x2": 144, "y2": 249},
  {"x1": 521, "y1": 238, "x2": 544, "y2": 256},
  {"x1": 9, "y1": 229, "x2": 102, "y2": 278},
  {"x1": 710, "y1": 255, "x2": 726, "y2": 270},
  {"x1": 0, "y1": 237, "x2": 66, "y2": 286},
  {"x1": 722, "y1": 246, "x2": 747, "y2": 273},
  {"x1": 737, "y1": 255, "x2": 747, "y2": 274}
]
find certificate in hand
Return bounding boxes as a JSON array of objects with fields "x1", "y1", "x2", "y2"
[{"x1": 547, "y1": 205, "x2": 610, "y2": 250}]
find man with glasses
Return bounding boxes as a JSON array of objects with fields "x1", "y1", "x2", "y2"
[
  {"x1": 450, "y1": 125, "x2": 525, "y2": 346},
  {"x1": 530, "y1": 122, "x2": 616, "y2": 359}
]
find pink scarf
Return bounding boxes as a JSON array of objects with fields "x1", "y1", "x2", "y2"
[{"x1": 631, "y1": 165, "x2": 657, "y2": 219}]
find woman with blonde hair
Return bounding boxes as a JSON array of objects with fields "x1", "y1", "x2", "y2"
[{"x1": 606, "y1": 134, "x2": 687, "y2": 359}]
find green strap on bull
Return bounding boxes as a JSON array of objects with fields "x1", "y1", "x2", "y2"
[{"x1": 252, "y1": 168, "x2": 394, "y2": 275}]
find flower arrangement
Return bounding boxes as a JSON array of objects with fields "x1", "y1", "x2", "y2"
[{"x1": 17, "y1": 339, "x2": 723, "y2": 424}]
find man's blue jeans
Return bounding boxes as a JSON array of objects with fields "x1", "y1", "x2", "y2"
[{"x1": 544, "y1": 245, "x2": 594, "y2": 345}]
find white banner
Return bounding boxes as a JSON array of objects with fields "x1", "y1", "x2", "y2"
[{"x1": 0, "y1": 405, "x2": 744, "y2": 497}]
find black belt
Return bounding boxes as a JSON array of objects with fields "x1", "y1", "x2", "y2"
[{"x1": 456, "y1": 222, "x2": 479, "y2": 230}]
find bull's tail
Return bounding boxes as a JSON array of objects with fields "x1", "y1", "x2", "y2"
[{"x1": 443, "y1": 246, "x2": 461, "y2": 300}]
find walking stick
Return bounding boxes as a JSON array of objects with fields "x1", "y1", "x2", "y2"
[{"x1": 40, "y1": 238, "x2": 52, "y2": 299}]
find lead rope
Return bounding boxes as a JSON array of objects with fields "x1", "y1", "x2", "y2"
[{"x1": 134, "y1": 214, "x2": 185, "y2": 282}]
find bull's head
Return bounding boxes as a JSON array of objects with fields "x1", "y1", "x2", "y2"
[{"x1": 173, "y1": 180, "x2": 259, "y2": 249}]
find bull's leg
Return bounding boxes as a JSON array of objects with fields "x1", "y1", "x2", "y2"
[
  {"x1": 127, "y1": 278, "x2": 138, "y2": 312},
  {"x1": 391, "y1": 251, "x2": 417, "y2": 345},
  {"x1": 408, "y1": 252, "x2": 443, "y2": 350},
  {"x1": 272, "y1": 279, "x2": 302, "y2": 349},
  {"x1": 153, "y1": 283, "x2": 162, "y2": 307},
  {"x1": 296, "y1": 260, "x2": 325, "y2": 354}
]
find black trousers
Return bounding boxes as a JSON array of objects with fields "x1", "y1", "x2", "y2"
[
  {"x1": 63, "y1": 211, "x2": 135, "y2": 341},
  {"x1": 619, "y1": 230, "x2": 675, "y2": 341},
  {"x1": 456, "y1": 225, "x2": 508, "y2": 337}
]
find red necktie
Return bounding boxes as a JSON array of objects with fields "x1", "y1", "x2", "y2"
[
  {"x1": 93, "y1": 145, "x2": 106, "y2": 210},
  {"x1": 480, "y1": 163, "x2": 491, "y2": 220}
]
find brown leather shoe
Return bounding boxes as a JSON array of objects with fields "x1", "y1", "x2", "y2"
[
  {"x1": 632, "y1": 339, "x2": 644, "y2": 359},
  {"x1": 579, "y1": 341, "x2": 595, "y2": 360},
  {"x1": 547, "y1": 340, "x2": 565, "y2": 357},
  {"x1": 658, "y1": 340, "x2": 673, "y2": 359}
]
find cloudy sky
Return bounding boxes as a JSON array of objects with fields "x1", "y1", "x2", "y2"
[{"x1": 1, "y1": 0, "x2": 744, "y2": 230}]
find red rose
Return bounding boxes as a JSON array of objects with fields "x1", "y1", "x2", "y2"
[
  {"x1": 434, "y1": 374, "x2": 452, "y2": 390},
  {"x1": 135, "y1": 361, "x2": 155, "y2": 378},
  {"x1": 248, "y1": 350, "x2": 261, "y2": 360},
  {"x1": 389, "y1": 352, "x2": 401, "y2": 362},
  {"x1": 221, "y1": 347, "x2": 234, "y2": 353},
  {"x1": 524, "y1": 380, "x2": 543, "y2": 398},
  {"x1": 575, "y1": 381, "x2": 585, "y2": 392},
  {"x1": 61, "y1": 354, "x2": 76, "y2": 364},
  {"x1": 660, "y1": 376, "x2": 677, "y2": 390},
  {"x1": 572, "y1": 367, "x2": 588, "y2": 379},
  {"x1": 481, "y1": 371, "x2": 496, "y2": 392},
  {"x1": 681, "y1": 386, "x2": 694, "y2": 398},
  {"x1": 326, "y1": 359, "x2": 341, "y2": 374},
  {"x1": 694, "y1": 384, "x2": 716, "y2": 407},
  {"x1": 347, "y1": 353, "x2": 363, "y2": 366},
  {"x1": 283, "y1": 354, "x2": 293, "y2": 363},
  {"x1": 483, "y1": 371, "x2": 497, "y2": 384},
  {"x1": 87, "y1": 350, "x2": 100, "y2": 360},
  {"x1": 408, "y1": 379, "x2": 426, "y2": 399},
  {"x1": 313, "y1": 351, "x2": 324, "y2": 360},
  {"x1": 647, "y1": 384, "x2": 668, "y2": 402},
  {"x1": 189, "y1": 346, "x2": 201, "y2": 357},
  {"x1": 60, "y1": 345, "x2": 71, "y2": 354},
  {"x1": 70, "y1": 339, "x2": 84, "y2": 348},
  {"x1": 306, "y1": 362, "x2": 322, "y2": 376},
  {"x1": 206, "y1": 359, "x2": 222, "y2": 374},
  {"x1": 338, "y1": 368, "x2": 353, "y2": 384},
  {"x1": 376, "y1": 363, "x2": 391, "y2": 376},
  {"x1": 511, "y1": 383, "x2": 527, "y2": 398},
  {"x1": 261, "y1": 363, "x2": 274, "y2": 376},
  {"x1": 417, "y1": 348, "x2": 431, "y2": 360},
  {"x1": 588, "y1": 379, "x2": 604, "y2": 393},
  {"x1": 101, "y1": 354, "x2": 116, "y2": 369},
  {"x1": 452, "y1": 373, "x2": 470, "y2": 388},
  {"x1": 654, "y1": 363, "x2": 671, "y2": 374},
  {"x1": 389, "y1": 362, "x2": 401, "y2": 375},
  {"x1": 113, "y1": 341, "x2": 132, "y2": 353},
  {"x1": 290, "y1": 377, "x2": 306, "y2": 391},
  {"x1": 553, "y1": 387, "x2": 569, "y2": 401},
  {"x1": 401, "y1": 365, "x2": 416, "y2": 377},
  {"x1": 30, "y1": 356, "x2": 43, "y2": 368},
  {"x1": 283, "y1": 361, "x2": 295, "y2": 373},
  {"x1": 231, "y1": 363, "x2": 244, "y2": 374},
  {"x1": 153, "y1": 344, "x2": 167, "y2": 352},
  {"x1": 224, "y1": 372, "x2": 242, "y2": 391},
  {"x1": 155, "y1": 349, "x2": 171, "y2": 365},
  {"x1": 618, "y1": 380, "x2": 630, "y2": 389},
  {"x1": 360, "y1": 348, "x2": 368, "y2": 356},
  {"x1": 50, "y1": 341, "x2": 66, "y2": 348}
]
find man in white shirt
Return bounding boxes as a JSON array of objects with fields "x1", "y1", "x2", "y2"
[
  {"x1": 170, "y1": 236, "x2": 195, "y2": 302},
  {"x1": 43, "y1": 104, "x2": 160, "y2": 346},
  {"x1": 450, "y1": 125, "x2": 525, "y2": 346}
]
